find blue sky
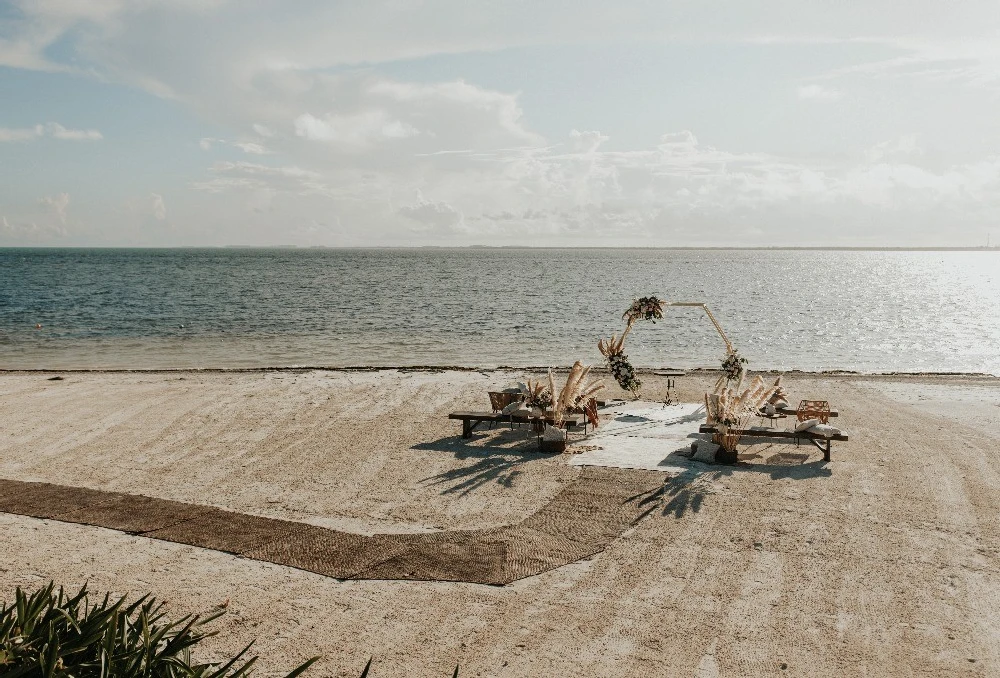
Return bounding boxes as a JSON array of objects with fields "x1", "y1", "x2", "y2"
[{"x1": 1, "y1": 1, "x2": 999, "y2": 246}]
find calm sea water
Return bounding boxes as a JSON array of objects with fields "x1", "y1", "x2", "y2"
[{"x1": 1, "y1": 248, "x2": 998, "y2": 374}]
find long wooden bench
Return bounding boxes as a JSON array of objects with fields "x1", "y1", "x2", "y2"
[
  {"x1": 449, "y1": 411, "x2": 585, "y2": 439},
  {"x1": 699, "y1": 424, "x2": 848, "y2": 462}
]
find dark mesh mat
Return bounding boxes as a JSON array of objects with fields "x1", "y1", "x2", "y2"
[
  {"x1": 241, "y1": 525, "x2": 408, "y2": 579},
  {"x1": 491, "y1": 525, "x2": 598, "y2": 584},
  {"x1": 146, "y1": 509, "x2": 304, "y2": 554},
  {"x1": 351, "y1": 530, "x2": 507, "y2": 584},
  {"x1": 0, "y1": 480, "x2": 118, "y2": 519},
  {"x1": 520, "y1": 467, "x2": 664, "y2": 549},
  {"x1": 0, "y1": 468, "x2": 666, "y2": 585},
  {"x1": 54, "y1": 493, "x2": 209, "y2": 534}
]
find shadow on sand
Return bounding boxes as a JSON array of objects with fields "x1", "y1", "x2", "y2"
[
  {"x1": 412, "y1": 426, "x2": 554, "y2": 497},
  {"x1": 413, "y1": 427, "x2": 832, "y2": 512},
  {"x1": 628, "y1": 441, "x2": 833, "y2": 521}
]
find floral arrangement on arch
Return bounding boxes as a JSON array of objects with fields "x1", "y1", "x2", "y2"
[
  {"x1": 623, "y1": 296, "x2": 665, "y2": 324},
  {"x1": 598, "y1": 295, "x2": 664, "y2": 397},
  {"x1": 721, "y1": 349, "x2": 748, "y2": 383},
  {"x1": 598, "y1": 333, "x2": 642, "y2": 397}
]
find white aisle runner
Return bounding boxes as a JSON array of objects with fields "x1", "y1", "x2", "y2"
[{"x1": 567, "y1": 402, "x2": 708, "y2": 472}]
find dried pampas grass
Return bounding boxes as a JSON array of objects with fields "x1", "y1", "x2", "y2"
[
  {"x1": 707, "y1": 374, "x2": 779, "y2": 453},
  {"x1": 550, "y1": 361, "x2": 605, "y2": 426}
]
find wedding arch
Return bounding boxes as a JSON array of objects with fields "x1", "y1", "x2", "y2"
[{"x1": 598, "y1": 297, "x2": 745, "y2": 396}]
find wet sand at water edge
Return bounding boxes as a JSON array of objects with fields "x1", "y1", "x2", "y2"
[{"x1": 1, "y1": 369, "x2": 999, "y2": 676}]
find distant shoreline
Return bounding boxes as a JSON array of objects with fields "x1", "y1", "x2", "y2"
[
  {"x1": 2, "y1": 366, "x2": 998, "y2": 379},
  {"x1": 2, "y1": 246, "x2": 999, "y2": 252}
]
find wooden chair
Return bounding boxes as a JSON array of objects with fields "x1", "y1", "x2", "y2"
[
  {"x1": 487, "y1": 391, "x2": 522, "y2": 430},
  {"x1": 488, "y1": 391, "x2": 520, "y2": 412},
  {"x1": 582, "y1": 398, "x2": 600, "y2": 433},
  {"x1": 796, "y1": 400, "x2": 831, "y2": 424}
]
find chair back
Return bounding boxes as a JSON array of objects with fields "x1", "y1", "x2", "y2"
[
  {"x1": 796, "y1": 400, "x2": 831, "y2": 424},
  {"x1": 583, "y1": 398, "x2": 600, "y2": 429},
  {"x1": 488, "y1": 391, "x2": 520, "y2": 413}
]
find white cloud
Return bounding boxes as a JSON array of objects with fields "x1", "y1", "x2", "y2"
[
  {"x1": 231, "y1": 141, "x2": 268, "y2": 155},
  {"x1": 0, "y1": 122, "x2": 101, "y2": 142},
  {"x1": 797, "y1": 84, "x2": 842, "y2": 101},
  {"x1": 3, "y1": 1, "x2": 1000, "y2": 246},
  {"x1": 566, "y1": 129, "x2": 608, "y2": 154},
  {"x1": 190, "y1": 161, "x2": 328, "y2": 196},
  {"x1": 39, "y1": 193, "x2": 70, "y2": 224},
  {"x1": 866, "y1": 135, "x2": 923, "y2": 163},
  {"x1": 150, "y1": 193, "x2": 167, "y2": 220},
  {"x1": 2, "y1": 193, "x2": 73, "y2": 242},
  {"x1": 294, "y1": 110, "x2": 419, "y2": 146},
  {"x1": 45, "y1": 122, "x2": 103, "y2": 140},
  {"x1": 1, "y1": 214, "x2": 67, "y2": 240},
  {"x1": 200, "y1": 137, "x2": 269, "y2": 154},
  {"x1": 398, "y1": 193, "x2": 465, "y2": 232}
]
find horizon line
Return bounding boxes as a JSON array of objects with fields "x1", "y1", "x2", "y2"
[{"x1": 2, "y1": 245, "x2": 999, "y2": 252}]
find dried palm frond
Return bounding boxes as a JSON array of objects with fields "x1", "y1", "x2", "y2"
[
  {"x1": 709, "y1": 375, "x2": 779, "y2": 453},
  {"x1": 550, "y1": 361, "x2": 605, "y2": 425},
  {"x1": 767, "y1": 375, "x2": 788, "y2": 404},
  {"x1": 518, "y1": 378, "x2": 552, "y2": 410},
  {"x1": 598, "y1": 332, "x2": 628, "y2": 358}
]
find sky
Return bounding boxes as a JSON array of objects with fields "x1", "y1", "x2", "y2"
[{"x1": 1, "y1": 1, "x2": 999, "y2": 247}]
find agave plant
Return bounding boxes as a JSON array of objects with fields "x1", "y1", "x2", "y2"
[{"x1": 0, "y1": 581, "x2": 318, "y2": 678}]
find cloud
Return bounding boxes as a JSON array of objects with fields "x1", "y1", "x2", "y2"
[
  {"x1": 0, "y1": 122, "x2": 102, "y2": 142},
  {"x1": 865, "y1": 135, "x2": 923, "y2": 163},
  {"x1": 190, "y1": 161, "x2": 329, "y2": 196},
  {"x1": 2, "y1": 193, "x2": 72, "y2": 242},
  {"x1": 1, "y1": 215, "x2": 67, "y2": 240},
  {"x1": 293, "y1": 110, "x2": 419, "y2": 147},
  {"x1": 398, "y1": 193, "x2": 465, "y2": 232},
  {"x1": 231, "y1": 141, "x2": 268, "y2": 155},
  {"x1": 3, "y1": 1, "x2": 1000, "y2": 246},
  {"x1": 797, "y1": 84, "x2": 842, "y2": 101},
  {"x1": 566, "y1": 129, "x2": 608, "y2": 154},
  {"x1": 39, "y1": 193, "x2": 70, "y2": 224},
  {"x1": 822, "y1": 37, "x2": 1000, "y2": 87},
  {"x1": 182, "y1": 120, "x2": 1000, "y2": 244},
  {"x1": 150, "y1": 193, "x2": 167, "y2": 220},
  {"x1": 46, "y1": 122, "x2": 103, "y2": 140},
  {"x1": 200, "y1": 137, "x2": 270, "y2": 154}
]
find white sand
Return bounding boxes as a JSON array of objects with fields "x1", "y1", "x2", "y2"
[{"x1": 2, "y1": 369, "x2": 1000, "y2": 676}]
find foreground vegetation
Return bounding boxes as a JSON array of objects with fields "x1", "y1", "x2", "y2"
[{"x1": 0, "y1": 582, "x2": 317, "y2": 677}]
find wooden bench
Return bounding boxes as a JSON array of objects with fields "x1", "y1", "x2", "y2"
[
  {"x1": 699, "y1": 424, "x2": 848, "y2": 462},
  {"x1": 449, "y1": 411, "x2": 585, "y2": 439}
]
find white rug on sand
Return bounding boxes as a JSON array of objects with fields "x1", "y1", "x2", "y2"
[{"x1": 567, "y1": 402, "x2": 708, "y2": 472}]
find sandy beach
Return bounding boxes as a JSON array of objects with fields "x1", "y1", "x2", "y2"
[{"x1": 2, "y1": 369, "x2": 999, "y2": 676}]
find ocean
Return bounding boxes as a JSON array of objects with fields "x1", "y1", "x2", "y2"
[{"x1": 2, "y1": 248, "x2": 998, "y2": 375}]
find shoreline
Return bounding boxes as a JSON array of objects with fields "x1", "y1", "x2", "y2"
[{"x1": 3, "y1": 366, "x2": 999, "y2": 378}]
